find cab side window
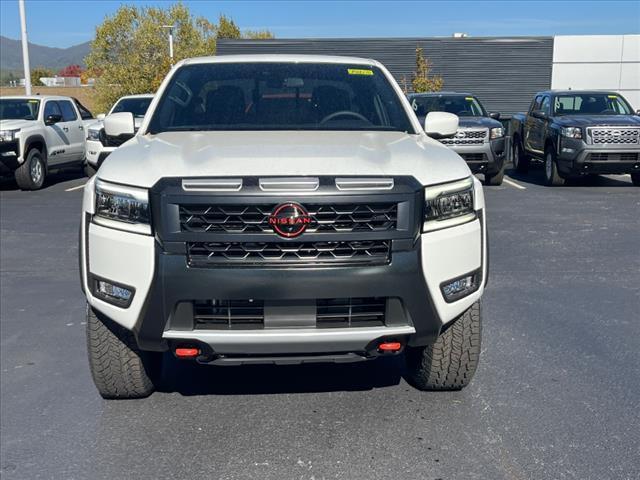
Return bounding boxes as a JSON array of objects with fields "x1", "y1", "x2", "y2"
[
  {"x1": 59, "y1": 100, "x2": 78, "y2": 122},
  {"x1": 43, "y1": 101, "x2": 62, "y2": 119},
  {"x1": 541, "y1": 96, "x2": 551, "y2": 116},
  {"x1": 531, "y1": 96, "x2": 543, "y2": 112}
]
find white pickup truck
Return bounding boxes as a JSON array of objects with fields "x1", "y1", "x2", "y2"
[
  {"x1": 80, "y1": 55, "x2": 487, "y2": 399},
  {"x1": 0, "y1": 95, "x2": 93, "y2": 190}
]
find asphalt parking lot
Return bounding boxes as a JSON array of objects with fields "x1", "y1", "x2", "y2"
[{"x1": 1, "y1": 167, "x2": 639, "y2": 480}]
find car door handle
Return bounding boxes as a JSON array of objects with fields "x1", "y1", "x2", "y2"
[
  {"x1": 79, "y1": 125, "x2": 84, "y2": 130},
  {"x1": 62, "y1": 127, "x2": 69, "y2": 132}
]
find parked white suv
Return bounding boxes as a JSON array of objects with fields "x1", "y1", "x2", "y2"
[
  {"x1": 85, "y1": 94, "x2": 153, "y2": 176},
  {"x1": 80, "y1": 55, "x2": 487, "y2": 398},
  {"x1": 0, "y1": 96, "x2": 89, "y2": 189}
]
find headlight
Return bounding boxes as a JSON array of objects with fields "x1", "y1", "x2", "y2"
[
  {"x1": 561, "y1": 127, "x2": 582, "y2": 139},
  {"x1": 93, "y1": 180, "x2": 151, "y2": 235},
  {"x1": 489, "y1": 127, "x2": 504, "y2": 139},
  {"x1": 424, "y1": 177, "x2": 476, "y2": 232},
  {"x1": 87, "y1": 129, "x2": 101, "y2": 141},
  {"x1": 0, "y1": 129, "x2": 20, "y2": 142}
]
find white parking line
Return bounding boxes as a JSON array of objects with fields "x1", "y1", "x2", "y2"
[
  {"x1": 503, "y1": 177, "x2": 526, "y2": 190},
  {"x1": 65, "y1": 183, "x2": 86, "y2": 192}
]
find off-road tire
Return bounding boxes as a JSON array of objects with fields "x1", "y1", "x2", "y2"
[
  {"x1": 512, "y1": 137, "x2": 530, "y2": 173},
  {"x1": 631, "y1": 172, "x2": 640, "y2": 186},
  {"x1": 15, "y1": 148, "x2": 46, "y2": 190},
  {"x1": 544, "y1": 149, "x2": 565, "y2": 186},
  {"x1": 484, "y1": 168, "x2": 504, "y2": 186},
  {"x1": 405, "y1": 302, "x2": 482, "y2": 391},
  {"x1": 86, "y1": 305, "x2": 160, "y2": 399},
  {"x1": 84, "y1": 162, "x2": 97, "y2": 178}
]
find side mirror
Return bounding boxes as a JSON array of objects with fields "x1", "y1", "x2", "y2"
[
  {"x1": 104, "y1": 112, "x2": 135, "y2": 138},
  {"x1": 635, "y1": 110, "x2": 640, "y2": 116},
  {"x1": 97, "y1": 113, "x2": 106, "y2": 121},
  {"x1": 531, "y1": 110, "x2": 547, "y2": 120},
  {"x1": 489, "y1": 112, "x2": 501, "y2": 120},
  {"x1": 45, "y1": 114, "x2": 62, "y2": 125},
  {"x1": 424, "y1": 112, "x2": 459, "y2": 139}
]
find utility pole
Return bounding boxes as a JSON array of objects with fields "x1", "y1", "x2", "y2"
[
  {"x1": 161, "y1": 25, "x2": 175, "y2": 65},
  {"x1": 18, "y1": 0, "x2": 32, "y2": 94}
]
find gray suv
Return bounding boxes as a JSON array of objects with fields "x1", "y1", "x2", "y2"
[{"x1": 408, "y1": 92, "x2": 507, "y2": 185}]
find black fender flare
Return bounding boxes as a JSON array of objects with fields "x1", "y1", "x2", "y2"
[{"x1": 23, "y1": 134, "x2": 48, "y2": 171}]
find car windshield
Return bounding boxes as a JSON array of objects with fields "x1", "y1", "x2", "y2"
[
  {"x1": 409, "y1": 95, "x2": 487, "y2": 117},
  {"x1": 111, "y1": 97, "x2": 152, "y2": 117},
  {"x1": 147, "y1": 62, "x2": 415, "y2": 133},
  {"x1": 0, "y1": 99, "x2": 40, "y2": 120},
  {"x1": 553, "y1": 93, "x2": 633, "y2": 115}
]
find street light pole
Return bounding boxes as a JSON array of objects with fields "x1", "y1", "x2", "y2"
[
  {"x1": 161, "y1": 25, "x2": 175, "y2": 65},
  {"x1": 18, "y1": 0, "x2": 32, "y2": 95}
]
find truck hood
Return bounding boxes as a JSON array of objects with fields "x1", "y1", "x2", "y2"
[
  {"x1": 457, "y1": 117, "x2": 502, "y2": 129},
  {"x1": 0, "y1": 119, "x2": 36, "y2": 130},
  {"x1": 98, "y1": 130, "x2": 472, "y2": 188},
  {"x1": 553, "y1": 115, "x2": 640, "y2": 127}
]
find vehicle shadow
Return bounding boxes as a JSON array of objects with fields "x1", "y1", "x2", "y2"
[
  {"x1": 0, "y1": 166, "x2": 86, "y2": 191},
  {"x1": 158, "y1": 354, "x2": 404, "y2": 396},
  {"x1": 505, "y1": 165, "x2": 633, "y2": 187}
]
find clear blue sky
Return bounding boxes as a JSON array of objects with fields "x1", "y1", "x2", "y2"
[{"x1": 1, "y1": 0, "x2": 639, "y2": 48}]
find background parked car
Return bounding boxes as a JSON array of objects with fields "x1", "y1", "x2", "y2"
[
  {"x1": 511, "y1": 90, "x2": 640, "y2": 186},
  {"x1": 0, "y1": 95, "x2": 88, "y2": 190},
  {"x1": 408, "y1": 92, "x2": 507, "y2": 185},
  {"x1": 84, "y1": 94, "x2": 153, "y2": 176}
]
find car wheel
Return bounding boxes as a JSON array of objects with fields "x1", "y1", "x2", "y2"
[
  {"x1": 86, "y1": 305, "x2": 161, "y2": 399},
  {"x1": 544, "y1": 150, "x2": 565, "y2": 186},
  {"x1": 484, "y1": 168, "x2": 504, "y2": 186},
  {"x1": 405, "y1": 302, "x2": 481, "y2": 391},
  {"x1": 15, "y1": 148, "x2": 46, "y2": 190},
  {"x1": 631, "y1": 173, "x2": 640, "y2": 186},
  {"x1": 513, "y1": 138, "x2": 530, "y2": 173}
]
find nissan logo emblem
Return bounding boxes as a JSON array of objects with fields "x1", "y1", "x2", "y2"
[{"x1": 268, "y1": 203, "x2": 312, "y2": 238}]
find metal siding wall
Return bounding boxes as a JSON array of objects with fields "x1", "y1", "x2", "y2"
[{"x1": 217, "y1": 37, "x2": 554, "y2": 115}]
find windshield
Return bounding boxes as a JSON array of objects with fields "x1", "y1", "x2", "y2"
[
  {"x1": 111, "y1": 97, "x2": 152, "y2": 117},
  {"x1": 147, "y1": 63, "x2": 415, "y2": 133},
  {"x1": 409, "y1": 95, "x2": 487, "y2": 117},
  {"x1": 0, "y1": 99, "x2": 40, "y2": 120},
  {"x1": 553, "y1": 93, "x2": 633, "y2": 115}
]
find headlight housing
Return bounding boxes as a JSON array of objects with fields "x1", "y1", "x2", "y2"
[
  {"x1": 423, "y1": 177, "x2": 476, "y2": 232},
  {"x1": 87, "y1": 128, "x2": 101, "y2": 141},
  {"x1": 93, "y1": 180, "x2": 151, "y2": 235},
  {"x1": 489, "y1": 127, "x2": 504, "y2": 139},
  {"x1": 561, "y1": 127, "x2": 582, "y2": 139},
  {"x1": 0, "y1": 129, "x2": 20, "y2": 142}
]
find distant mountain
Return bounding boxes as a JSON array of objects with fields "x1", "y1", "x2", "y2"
[{"x1": 0, "y1": 36, "x2": 91, "y2": 72}]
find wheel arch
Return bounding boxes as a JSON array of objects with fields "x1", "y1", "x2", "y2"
[{"x1": 23, "y1": 135, "x2": 48, "y2": 171}]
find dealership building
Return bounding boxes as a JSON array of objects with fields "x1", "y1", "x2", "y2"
[{"x1": 218, "y1": 34, "x2": 640, "y2": 115}]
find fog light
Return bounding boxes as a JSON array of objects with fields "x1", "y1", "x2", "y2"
[
  {"x1": 561, "y1": 147, "x2": 575, "y2": 154},
  {"x1": 92, "y1": 276, "x2": 134, "y2": 307},
  {"x1": 441, "y1": 270, "x2": 481, "y2": 303}
]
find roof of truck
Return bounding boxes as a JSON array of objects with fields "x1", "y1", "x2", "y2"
[{"x1": 179, "y1": 54, "x2": 381, "y2": 67}]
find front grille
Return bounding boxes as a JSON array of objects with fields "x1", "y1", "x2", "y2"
[
  {"x1": 441, "y1": 129, "x2": 487, "y2": 145},
  {"x1": 180, "y1": 203, "x2": 398, "y2": 234},
  {"x1": 187, "y1": 240, "x2": 391, "y2": 267},
  {"x1": 316, "y1": 297, "x2": 386, "y2": 328},
  {"x1": 194, "y1": 300, "x2": 264, "y2": 329},
  {"x1": 193, "y1": 298, "x2": 386, "y2": 330},
  {"x1": 588, "y1": 152, "x2": 639, "y2": 162},
  {"x1": 588, "y1": 128, "x2": 640, "y2": 145},
  {"x1": 459, "y1": 153, "x2": 487, "y2": 162},
  {"x1": 99, "y1": 129, "x2": 127, "y2": 148}
]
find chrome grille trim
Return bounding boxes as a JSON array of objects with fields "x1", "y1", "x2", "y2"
[{"x1": 586, "y1": 127, "x2": 640, "y2": 146}]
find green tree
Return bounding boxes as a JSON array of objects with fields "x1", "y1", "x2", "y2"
[
  {"x1": 30, "y1": 66, "x2": 54, "y2": 86},
  {"x1": 412, "y1": 47, "x2": 443, "y2": 93},
  {"x1": 87, "y1": 4, "x2": 273, "y2": 112}
]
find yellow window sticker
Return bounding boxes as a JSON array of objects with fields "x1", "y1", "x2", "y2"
[
  {"x1": 607, "y1": 95, "x2": 618, "y2": 99},
  {"x1": 348, "y1": 68, "x2": 374, "y2": 76},
  {"x1": 465, "y1": 97, "x2": 474, "y2": 101}
]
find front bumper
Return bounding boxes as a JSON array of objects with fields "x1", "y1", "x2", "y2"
[
  {"x1": 558, "y1": 139, "x2": 640, "y2": 175},
  {"x1": 80, "y1": 176, "x2": 487, "y2": 358},
  {"x1": 0, "y1": 140, "x2": 20, "y2": 175},
  {"x1": 448, "y1": 138, "x2": 507, "y2": 174}
]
